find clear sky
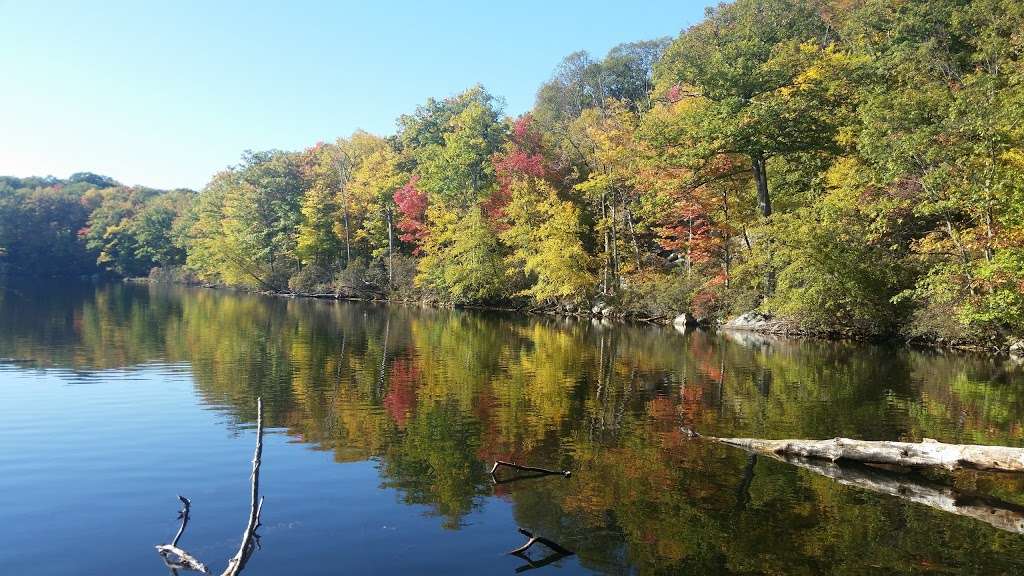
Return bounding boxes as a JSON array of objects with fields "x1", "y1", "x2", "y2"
[{"x1": 1, "y1": 0, "x2": 713, "y2": 190}]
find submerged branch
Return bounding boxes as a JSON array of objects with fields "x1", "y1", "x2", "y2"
[
  {"x1": 490, "y1": 460, "x2": 572, "y2": 479},
  {"x1": 507, "y1": 527, "x2": 574, "y2": 557},
  {"x1": 491, "y1": 471, "x2": 563, "y2": 486}
]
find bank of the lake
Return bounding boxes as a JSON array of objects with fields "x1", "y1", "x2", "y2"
[{"x1": 133, "y1": 274, "x2": 1024, "y2": 359}]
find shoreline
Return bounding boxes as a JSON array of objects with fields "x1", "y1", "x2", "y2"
[{"x1": 130, "y1": 277, "x2": 1024, "y2": 359}]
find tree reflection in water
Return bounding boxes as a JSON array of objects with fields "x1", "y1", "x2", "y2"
[{"x1": 4, "y1": 281, "x2": 1024, "y2": 574}]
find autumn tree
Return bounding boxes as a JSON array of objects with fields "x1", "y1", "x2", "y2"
[
  {"x1": 185, "y1": 150, "x2": 304, "y2": 290},
  {"x1": 399, "y1": 86, "x2": 509, "y2": 301},
  {"x1": 654, "y1": 0, "x2": 841, "y2": 219},
  {"x1": 296, "y1": 143, "x2": 345, "y2": 270}
]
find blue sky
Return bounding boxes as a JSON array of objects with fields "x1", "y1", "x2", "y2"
[{"x1": 1, "y1": 0, "x2": 713, "y2": 190}]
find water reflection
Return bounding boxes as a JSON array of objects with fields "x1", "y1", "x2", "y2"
[{"x1": 3, "y1": 281, "x2": 1024, "y2": 574}]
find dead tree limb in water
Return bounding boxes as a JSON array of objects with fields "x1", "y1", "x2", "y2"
[
  {"x1": 222, "y1": 397, "x2": 265, "y2": 576},
  {"x1": 491, "y1": 471, "x2": 564, "y2": 486},
  {"x1": 780, "y1": 455, "x2": 1024, "y2": 534},
  {"x1": 156, "y1": 494, "x2": 210, "y2": 574},
  {"x1": 158, "y1": 544, "x2": 210, "y2": 575},
  {"x1": 171, "y1": 496, "x2": 192, "y2": 548},
  {"x1": 490, "y1": 460, "x2": 571, "y2": 478},
  {"x1": 696, "y1": 432, "x2": 1024, "y2": 472},
  {"x1": 508, "y1": 527, "x2": 574, "y2": 572},
  {"x1": 155, "y1": 397, "x2": 266, "y2": 575},
  {"x1": 507, "y1": 527, "x2": 574, "y2": 557}
]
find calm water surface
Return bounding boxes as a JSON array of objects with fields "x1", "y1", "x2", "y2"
[{"x1": 2, "y1": 281, "x2": 1024, "y2": 575}]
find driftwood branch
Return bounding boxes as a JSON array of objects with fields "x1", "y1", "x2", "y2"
[
  {"x1": 507, "y1": 527, "x2": 574, "y2": 557},
  {"x1": 156, "y1": 543, "x2": 210, "y2": 575},
  {"x1": 172, "y1": 496, "x2": 191, "y2": 547},
  {"x1": 491, "y1": 471, "x2": 564, "y2": 486},
  {"x1": 490, "y1": 460, "x2": 571, "y2": 479},
  {"x1": 693, "y1": 430, "x2": 1024, "y2": 472},
  {"x1": 155, "y1": 496, "x2": 210, "y2": 574},
  {"x1": 155, "y1": 397, "x2": 266, "y2": 576},
  {"x1": 222, "y1": 397, "x2": 265, "y2": 576}
]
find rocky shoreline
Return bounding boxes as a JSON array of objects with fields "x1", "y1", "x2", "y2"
[{"x1": 135, "y1": 278, "x2": 1024, "y2": 359}]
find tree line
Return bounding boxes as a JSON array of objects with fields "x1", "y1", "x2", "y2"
[{"x1": 1, "y1": 0, "x2": 1021, "y2": 342}]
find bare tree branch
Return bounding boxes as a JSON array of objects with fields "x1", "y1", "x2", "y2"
[
  {"x1": 507, "y1": 527, "x2": 574, "y2": 557},
  {"x1": 490, "y1": 460, "x2": 572, "y2": 479},
  {"x1": 155, "y1": 397, "x2": 266, "y2": 576},
  {"x1": 221, "y1": 397, "x2": 265, "y2": 576},
  {"x1": 155, "y1": 496, "x2": 210, "y2": 574}
]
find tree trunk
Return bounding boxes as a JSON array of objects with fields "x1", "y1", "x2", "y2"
[
  {"x1": 601, "y1": 194, "x2": 610, "y2": 296},
  {"x1": 342, "y1": 205, "x2": 351, "y2": 266},
  {"x1": 386, "y1": 207, "x2": 394, "y2": 286},
  {"x1": 610, "y1": 196, "x2": 619, "y2": 291},
  {"x1": 335, "y1": 154, "x2": 353, "y2": 268},
  {"x1": 722, "y1": 187, "x2": 731, "y2": 288},
  {"x1": 685, "y1": 217, "x2": 693, "y2": 275},
  {"x1": 751, "y1": 154, "x2": 775, "y2": 294},
  {"x1": 751, "y1": 155, "x2": 771, "y2": 218},
  {"x1": 625, "y1": 205, "x2": 642, "y2": 272}
]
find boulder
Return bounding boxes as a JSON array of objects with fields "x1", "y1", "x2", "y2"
[
  {"x1": 673, "y1": 312, "x2": 701, "y2": 327},
  {"x1": 601, "y1": 306, "x2": 617, "y2": 317},
  {"x1": 723, "y1": 310, "x2": 776, "y2": 332},
  {"x1": 1010, "y1": 339, "x2": 1024, "y2": 357}
]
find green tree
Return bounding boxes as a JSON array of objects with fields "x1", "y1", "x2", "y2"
[
  {"x1": 184, "y1": 151, "x2": 303, "y2": 290},
  {"x1": 417, "y1": 206, "x2": 506, "y2": 302},
  {"x1": 502, "y1": 178, "x2": 595, "y2": 303},
  {"x1": 296, "y1": 143, "x2": 345, "y2": 269},
  {"x1": 0, "y1": 175, "x2": 115, "y2": 277},
  {"x1": 654, "y1": 0, "x2": 844, "y2": 219}
]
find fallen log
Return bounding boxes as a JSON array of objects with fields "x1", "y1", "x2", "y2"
[{"x1": 697, "y1": 432, "x2": 1024, "y2": 473}]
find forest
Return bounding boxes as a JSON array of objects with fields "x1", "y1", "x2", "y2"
[{"x1": 1, "y1": 0, "x2": 1022, "y2": 344}]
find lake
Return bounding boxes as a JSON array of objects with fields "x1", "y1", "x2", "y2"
[{"x1": 2, "y1": 281, "x2": 1024, "y2": 575}]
